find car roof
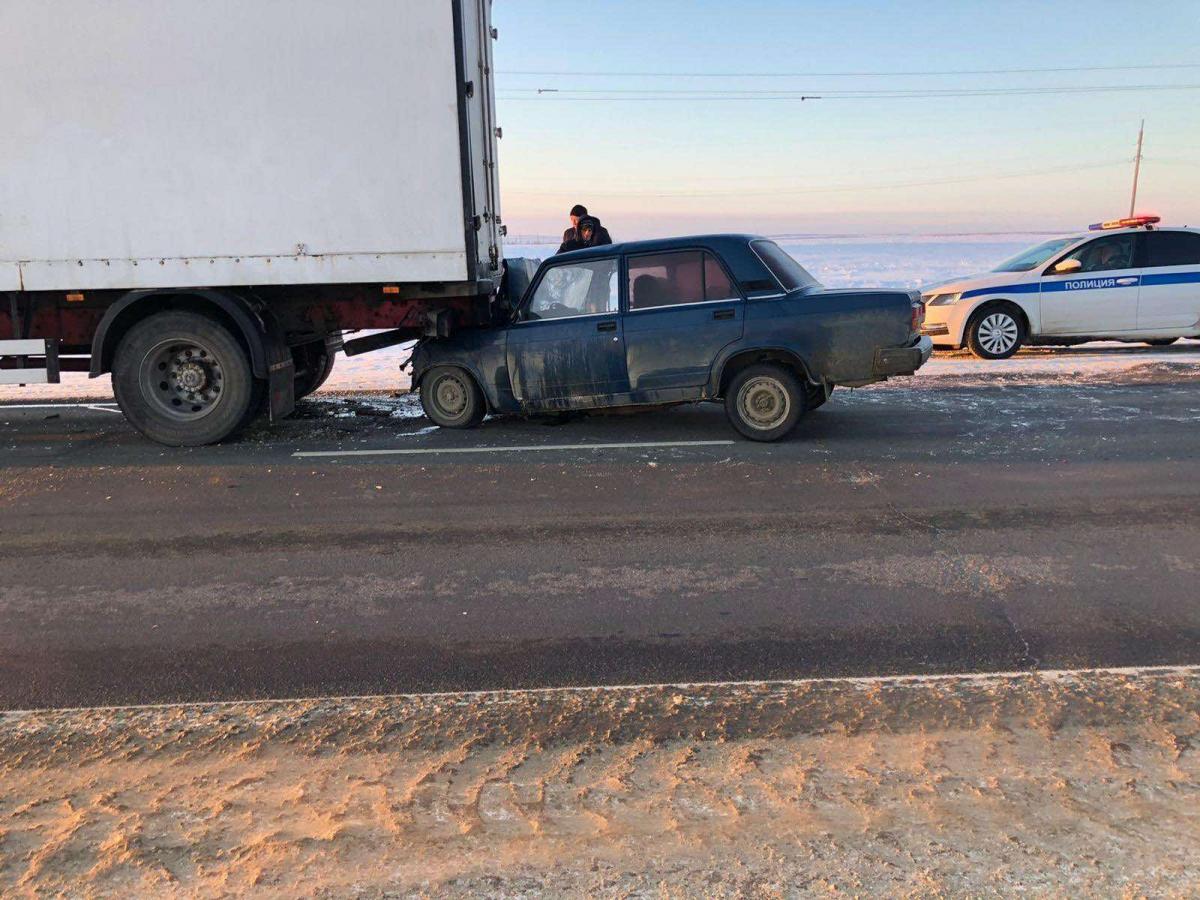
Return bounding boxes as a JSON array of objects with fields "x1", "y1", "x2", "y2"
[{"x1": 552, "y1": 233, "x2": 769, "y2": 261}]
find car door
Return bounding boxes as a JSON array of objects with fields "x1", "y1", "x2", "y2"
[
  {"x1": 1039, "y1": 233, "x2": 1141, "y2": 335},
  {"x1": 622, "y1": 249, "x2": 745, "y2": 396},
  {"x1": 1138, "y1": 230, "x2": 1200, "y2": 330},
  {"x1": 505, "y1": 256, "x2": 630, "y2": 408}
]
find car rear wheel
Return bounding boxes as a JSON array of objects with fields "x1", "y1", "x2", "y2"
[
  {"x1": 966, "y1": 304, "x2": 1025, "y2": 359},
  {"x1": 1145, "y1": 338, "x2": 1179, "y2": 347},
  {"x1": 420, "y1": 365, "x2": 486, "y2": 428},
  {"x1": 724, "y1": 363, "x2": 806, "y2": 441}
]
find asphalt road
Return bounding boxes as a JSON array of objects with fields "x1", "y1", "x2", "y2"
[{"x1": 2, "y1": 347, "x2": 1199, "y2": 709}]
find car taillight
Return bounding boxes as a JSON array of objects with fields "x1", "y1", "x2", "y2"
[{"x1": 911, "y1": 301, "x2": 925, "y2": 332}]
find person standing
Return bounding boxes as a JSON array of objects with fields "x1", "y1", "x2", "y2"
[
  {"x1": 577, "y1": 215, "x2": 612, "y2": 247},
  {"x1": 557, "y1": 205, "x2": 613, "y2": 254},
  {"x1": 561, "y1": 204, "x2": 588, "y2": 248}
]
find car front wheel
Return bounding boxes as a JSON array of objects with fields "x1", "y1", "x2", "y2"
[
  {"x1": 724, "y1": 363, "x2": 805, "y2": 441},
  {"x1": 966, "y1": 304, "x2": 1025, "y2": 359},
  {"x1": 420, "y1": 365, "x2": 486, "y2": 428}
]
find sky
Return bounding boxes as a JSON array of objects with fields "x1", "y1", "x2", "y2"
[{"x1": 490, "y1": 0, "x2": 1200, "y2": 239}]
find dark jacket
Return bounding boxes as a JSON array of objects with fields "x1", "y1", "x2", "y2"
[{"x1": 557, "y1": 216, "x2": 613, "y2": 254}]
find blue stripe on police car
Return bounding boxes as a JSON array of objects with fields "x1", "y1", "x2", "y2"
[{"x1": 960, "y1": 269, "x2": 1200, "y2": 300}]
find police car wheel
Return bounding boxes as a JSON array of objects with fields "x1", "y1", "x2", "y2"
[
  {"x1": 420, "y1": 366, "x2": 486, "y2": 428},
  {"x1": 966, "y1": 304, "x2": 1025, "y2": 360}
]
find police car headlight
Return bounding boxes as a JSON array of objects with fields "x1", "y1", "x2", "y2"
[{"x1": 926, "y1": 292, "x2": 962, "y2": 306}]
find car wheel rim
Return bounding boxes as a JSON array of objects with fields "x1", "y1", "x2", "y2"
[
  {"x1": 139, "y1": 339, "x2": 225, "y2": 421},
  {"x1": 434, "y1": 374, "x2": 469, "y2": 418},
  {"x1": 978, "y1": 313, "x2": 1019, "y2": 355},
  {"x1": 737, "y1": 376, "x2": 790, "y2": 430}
]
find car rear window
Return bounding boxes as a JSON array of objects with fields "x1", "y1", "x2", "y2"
[{"x1": 750, "y1": 241, "x2": 819, "y2": 292}]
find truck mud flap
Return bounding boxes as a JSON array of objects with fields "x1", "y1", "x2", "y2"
[{"x1": 261, "y1": 312, "x2": 295, "y2": 422}]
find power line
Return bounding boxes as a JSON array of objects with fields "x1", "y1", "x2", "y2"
[
  {"x1": 500, "y1": 84, "x2": 1200, "y2": 101},
  {"x1": 507, "y1": 151, "x2": 1127, "y2": 187},
  {"x1": 504, "y1": 160, "x2": 1128, "y2": 199},
  {"x1": 500, "y1": 63, "x2": 1200, "y2": 78}
]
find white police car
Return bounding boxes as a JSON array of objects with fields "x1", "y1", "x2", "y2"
[{"x1": 921, "y1": 216, "x2": 1200, "y2": 358}]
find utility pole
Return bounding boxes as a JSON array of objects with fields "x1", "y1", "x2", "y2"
[{"x1": 1129, "y1": 119, "x2": 1144, "y2": 217}]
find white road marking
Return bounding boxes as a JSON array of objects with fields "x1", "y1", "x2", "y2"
[
  {"x1": 7, "y1": 664, "x2": 1199, "y2": 716},
  {"x1": 293, "y1": 439, "x2": 736, "y2": 458},
  {"x1": 0, "y1": 402, "x2": 121, "y2": 414}
]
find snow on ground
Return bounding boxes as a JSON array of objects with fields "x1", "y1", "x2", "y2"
[
  {"x1": 3, "y1": 667, "x2": 1197, "y2": 897},
  {"x1": 4, "y1": 239, "x2": 1197, "y2": 405}
]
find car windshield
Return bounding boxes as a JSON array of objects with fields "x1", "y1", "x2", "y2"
[{"x1": 991, "y1": 237, "x2": 1079, "y2": 272}]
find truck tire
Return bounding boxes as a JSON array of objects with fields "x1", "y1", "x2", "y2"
[
  {"x1": 966, "y1": 303, "x2": 1025, "y2": 359},
  {"x1": 292, "y1": 341, "x2": 337, "y2": 399},
  {"x1": 420, "y1": 365, "x2": 486, "y2": 428},
  {"x1": 112, "y1": 311, "x2": 261, "y2": 446},
  {"x1": 724, "y1": 363, "x2": 806, "y2": 441}
]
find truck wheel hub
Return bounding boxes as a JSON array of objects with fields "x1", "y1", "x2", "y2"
[
  {"x1": 141, "y1": 341, "x2": 224, "y2": 420},
  {"x1": 176, "y1": 362, "x2": 208, "y2": 391}
]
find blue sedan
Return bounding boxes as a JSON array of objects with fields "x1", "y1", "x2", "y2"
[{"x1": 411, "y1": 235, "x2": 932, "y2": 441}]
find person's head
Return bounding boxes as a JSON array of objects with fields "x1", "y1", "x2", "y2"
[
  {"x1": 1096, "y1": 242, "x2": 1123, "y2": 268},
  {"x1": 579, "y1": 219, "x2": 595, "y2": 243},
  {"x1": 569, "y1": 204, "x2": 588, "y2": 228}
]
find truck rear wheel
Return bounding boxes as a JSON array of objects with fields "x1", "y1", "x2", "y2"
[
  {"x1": 724, "y1": 363, "x2": 806, "y2": 441},
  {"x1": 112, "y1": 311, "x2": 261, "y2": 446},
  {"x1": 420, "y1": 365, "x2": 486, "y2": 428},
  {"x1": 292, "y1": 340, "x2": 337, "y2": 399}
]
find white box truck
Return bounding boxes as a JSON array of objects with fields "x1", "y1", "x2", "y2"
[{"x1": 0, "y1": 0, "x2": 504, "y2": 445}]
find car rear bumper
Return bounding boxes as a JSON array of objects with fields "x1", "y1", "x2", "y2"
[{"x1": 873, "y1": 336, "x2": 933, "y2": 376}]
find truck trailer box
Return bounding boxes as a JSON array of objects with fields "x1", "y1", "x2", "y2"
[{"x1": 0, "y1": 0, "x2": 503, "y2": 292}]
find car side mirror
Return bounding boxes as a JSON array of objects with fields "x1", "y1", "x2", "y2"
[{"x1": 1051, "y1": 258, "x2": 1082, "y2": 275}]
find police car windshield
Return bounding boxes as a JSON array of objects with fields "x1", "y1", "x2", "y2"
[{"x1": 991, "y1": 237, "x2": 1078, "y2": 272}]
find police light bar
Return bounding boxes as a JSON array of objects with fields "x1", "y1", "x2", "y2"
[{"x1": 1088, "y1": 215, "x2": 1160, "y2": 231}]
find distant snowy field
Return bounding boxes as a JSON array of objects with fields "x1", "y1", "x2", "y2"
[{"x1": 4, "y1": 237, "x2": 1197, "y2": 401}]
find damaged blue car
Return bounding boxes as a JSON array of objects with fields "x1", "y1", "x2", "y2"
[{"x1": 410, "y1": 235, "x2": 932, "y2": 441}]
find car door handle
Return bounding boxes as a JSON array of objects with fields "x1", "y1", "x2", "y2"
[
  {"x1": 713, "y1": 309, "x2": 736, "y2": 320},
  {"x1": 596, "y1": 321, "x2": 617, "y2": 332}
]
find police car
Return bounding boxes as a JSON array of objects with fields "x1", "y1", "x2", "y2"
[{"x1": 921, "y1": 217, "x2": 1200, "y2": 358}]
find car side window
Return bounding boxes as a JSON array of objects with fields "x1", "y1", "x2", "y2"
[
  {"x1": 628, "y1": 250, "x2": 738, "y2": 311},
  {"x1": 704, "y1": 254, "x2": 738, "y2": 301},
  {"x1": 525, "y1": 258, "x2": 619, "y2": 321},
  {"x1": 1054, "y1": 234, "x2": 1137, "y2": 275},
  {"x1": 1146, "y1": 231, "x2": 1200, "y2": 267}
]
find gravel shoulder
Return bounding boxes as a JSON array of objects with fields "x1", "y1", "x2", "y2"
[{"x1": 2, "y1": 667, "x2": 1197, "y2": 897}]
